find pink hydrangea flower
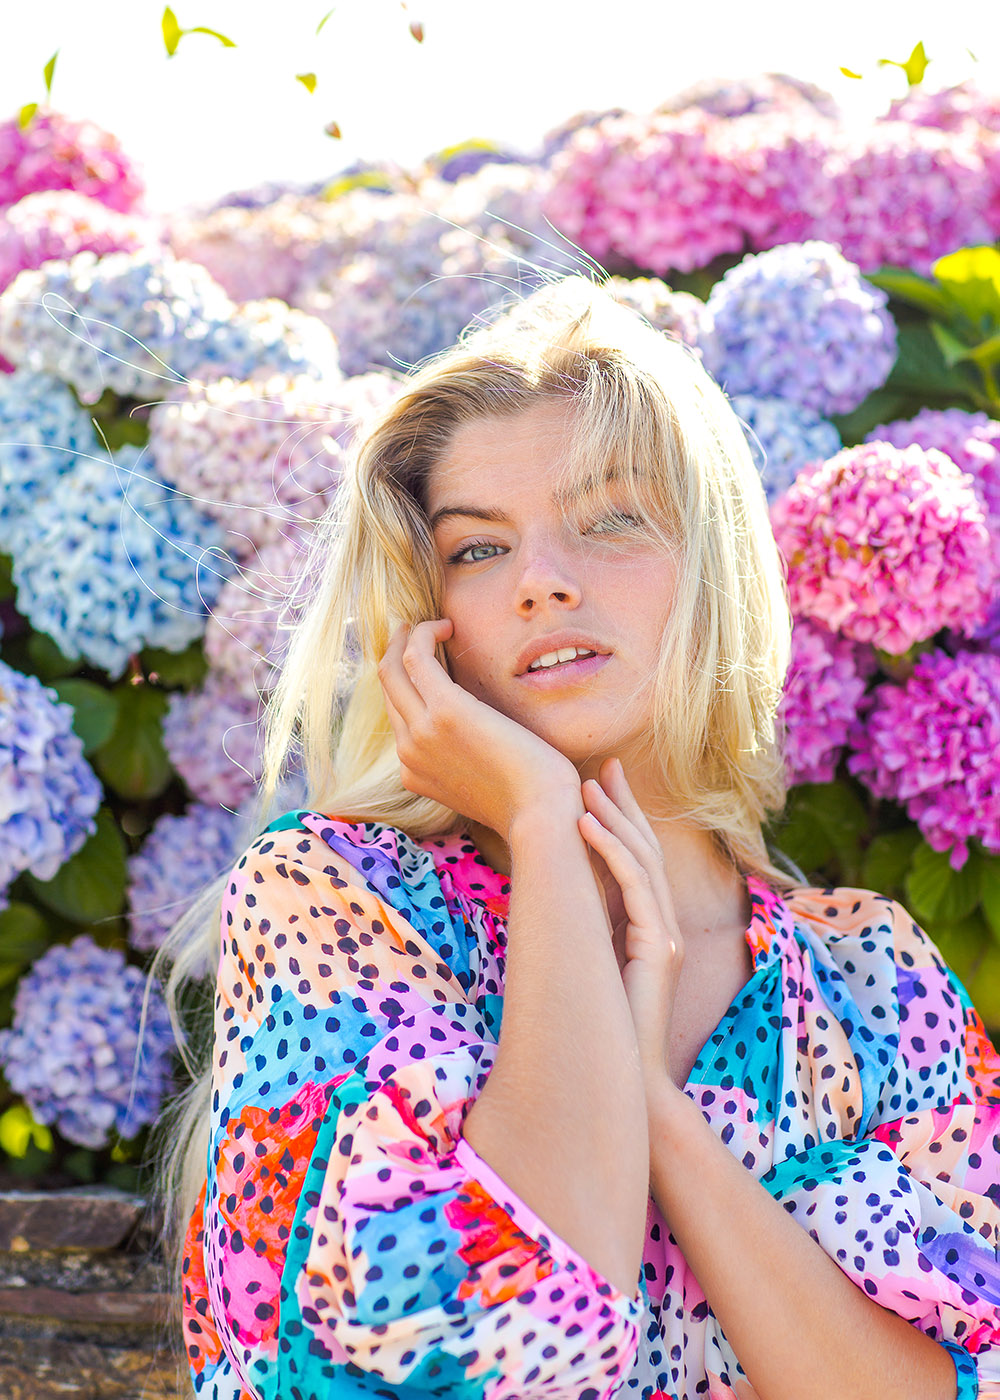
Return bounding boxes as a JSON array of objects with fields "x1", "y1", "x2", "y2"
[
  {"x1": 848, "y1": 649, "x2": 1000, "y2": 869},
  {"x1": 770, "y1": 441, "x2": 994, "y2": 655},
  {"x1": 780, "y1": 619, "x2": 871, "y2": 786},
  {"x1": 0, "y1": 190, "x2": 159, "y2": 295},
  {"x1": 0, "y1": 110, "x2": 145, "y2": 213},
  {"x1": 867, "y1": 408, "x2": 1000, "y2": 536}
]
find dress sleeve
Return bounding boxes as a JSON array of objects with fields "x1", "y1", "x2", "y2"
[
  {"x1": 192, "y1": 816, "x2": 642, "y2": 1400},
  {"x1": 758, "y1": 891, "x2": 1000, "y2": 1400}
]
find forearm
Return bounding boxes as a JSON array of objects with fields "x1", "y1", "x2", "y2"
[
  {"x1": 646, "y1": 1085, "x2": 958, "y2": 1400},
  {"x1": 462, "y1": 795, "x2": 649, "y2": 1297}
]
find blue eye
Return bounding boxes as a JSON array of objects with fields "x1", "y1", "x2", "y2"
[{"x1": 447, "y1": 539, "x2": 504, "y2": 564}]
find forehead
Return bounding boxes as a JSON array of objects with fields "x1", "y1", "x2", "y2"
[{"x1": 426, "y1": 399, "x2": 578, "y2": 507}]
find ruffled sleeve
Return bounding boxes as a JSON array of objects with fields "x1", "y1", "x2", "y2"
[
  {"x1": 184, "y1": 813, "x2": 643, "y2": 1400},
  {"x1": 757, "y1": 889, "x2": 1000, "y2": 1400}
]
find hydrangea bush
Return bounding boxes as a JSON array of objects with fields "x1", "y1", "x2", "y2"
[{"x1": 0, "y1": 79, "x2": 999, "y2": 1193}]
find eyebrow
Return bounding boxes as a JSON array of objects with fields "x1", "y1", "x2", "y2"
[{"x1": 428, "y1": 473, "x2": 624, "y2": 532}]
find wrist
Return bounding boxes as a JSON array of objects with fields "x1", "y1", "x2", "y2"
[
  {"x1": 647, "y1": 1078, "x2": 701, "y2": 1144},
  {"x1": 507, "y1": 782, "x2": 584, "y2": 848}
]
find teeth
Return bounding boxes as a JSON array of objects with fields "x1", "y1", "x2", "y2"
[{"x1": 528, "y1": 646, "x2": 597, "y2": 672}]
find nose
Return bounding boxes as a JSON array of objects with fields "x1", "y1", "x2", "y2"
[{"x1": 515, "y1": 539, "x2": 582, "y2": 615}]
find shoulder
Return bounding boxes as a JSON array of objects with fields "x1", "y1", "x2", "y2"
[{"x1": 780, "y1": 884, "x2": 949, "y2": 984}]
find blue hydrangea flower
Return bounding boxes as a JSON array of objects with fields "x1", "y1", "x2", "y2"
[
  {"x1": 0, "y1": 935, "x2": 176, "y2": 1149},
  {"x1": 702, "y1": 241, "x2": 897, "y2": 416},
  {"x1": 0, "y1": 249, "x2": 339, "y2": 403},
  {"x1": 10, "y1": 444, "x2": 230, "y2": 676},
  {"x1": 127, "y1": 802, "x2": 242, "y2": 960},
  {"x1": 0, "y1": 370, "x2": 95, "y2": 553},
  {"x1": 729, "y1": 394, "x2": 841, "y2": 500},
  {"x1": 0, "y1": 660, "x2": 101, "y2": 892}
]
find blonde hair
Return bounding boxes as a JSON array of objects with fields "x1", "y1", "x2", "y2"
[{"x1": 149, "y1": 272, "x2": 793, "y2": 1388}]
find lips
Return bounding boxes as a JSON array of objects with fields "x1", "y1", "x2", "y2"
[{"x1": 514, "y1": 632, "x2": 612, "y2": 677}]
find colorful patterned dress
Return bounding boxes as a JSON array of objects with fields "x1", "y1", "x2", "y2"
[{"x1": 182, "y1": 811, "x2": 1000, "y2": 1399}]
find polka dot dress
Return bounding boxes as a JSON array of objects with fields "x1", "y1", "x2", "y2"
[{"x1": 182, "y1": 813, "x2": 1000, "y2": 1399}]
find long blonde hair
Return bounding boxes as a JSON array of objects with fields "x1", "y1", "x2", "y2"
[{"x1": 149, "y1": 271, "x2": 793, "y2": 1387}]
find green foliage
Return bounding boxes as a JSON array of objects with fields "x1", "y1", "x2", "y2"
[
  {"x1": 0, "y1": 903, "x2": 51, "y2": 968},
  {"x1": 25, "y1": 807, "x2": 127, "y2": 923},
  {"x1": 316, "y1": 7, "x2": 335, "y2": 34},
  {"x1": 296, "y1": 71, "x2": 317, "y2": 93},
  {"x1": 904, "y1": 841, "x2": 983, "y2": 924},
  {"x1": 877, "y1": 41, "x2": 930, "y2": 87},
  {"x1": 860, "y1": 827, "x2": 921, "y2": 898},
  {"x1": 42, "y1": 51, "x2": 58, "y2": 98},
  {"x1": 17, "y1": 103, "x2": 38, "y2": 130},
  {"x1": 92, "y1": 682, "x2": 172, "y2": 800},
  {"x1": 162, "y1": 6, "x2": 235, "y2": 57},
  {"x1": 140, "y1": 640, "x2": 208, "y2": 689},
  {"x1": 0, "y1": 1103, "x2": 53, "y2": 1158},
  {"x1": 50, "y1": 679, "x2": 120, "y2": 755},
  {"x1": 25, "y1": 631, "x2": 80, "y2": 683},
  {"x1": 770, "y1": 781, "x2": 870, "y2": 884}
]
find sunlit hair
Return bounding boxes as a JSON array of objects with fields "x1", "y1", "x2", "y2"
[{"x1": 150, "y1": 272, "x2": 793, "y2": 1388}]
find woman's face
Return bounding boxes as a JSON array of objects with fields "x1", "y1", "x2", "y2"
[{"x1": 425, "y1": 397, "x2": 678, "y2": 775}]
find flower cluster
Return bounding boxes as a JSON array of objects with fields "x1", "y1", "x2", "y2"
[
  {"x1": 771, "y1": 441, "x2": 995, "y2": 654},
  {"x1": 702, "y1": 242, "x2": 897, "y2": 416},
  {"x1": 0, "y1": 935, "x2": 175, "y2": 1148},
  {"x1": 8, "y1": 444, "x2": 228, "y2": 676},
  {"x1": 729, "y1": 394, "x2": 840, "y2": 501},
  {"x1": 204, "y1": 530, "x2": 314, "y2": 699},
  {"x1": 0, "y1": 369, "x2": 96, "y2": 553},
  {"x1": 867, "y1": 408, "x2": 1000, "y2": 535},
  {"x1": 779, "y1": 619, "x2": 870, "y2": 786},
  {"x1": 608, "y1": 275, "x2": 709, "y2": 348},
  {"x1": 0, "y1": 110, "x2": 145, "y2": 213},
  {"x1": 849, "y1": 649, "x2": 1000, "y2": 869},
  {"x1": 657, "y1": 72, "x2": 839, "y2": 120},
  {"x1": 886, "y1": 81, "x2": 1000, "y2": 134},
  {"x1": 127, "y1": 803, "x2": 243, "y2": 958},
  {"x1": 0, "y1": 249, "x2": 340, "y2": 403},
  {"x1": 162, "y1": 673, "x2": 262, "y2": 808},
  {"x1": 0, "y1": 661, "x2": 102, "y2": 894},
  {"x1": 0, "y1": 190, "x2": 159, "y2": 296}
]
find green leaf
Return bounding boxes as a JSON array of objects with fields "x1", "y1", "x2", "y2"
[
  {"x1": 17, "y1": 103, "x2": 38, "y2": 131},
  {"x1": 831, "y1": 388, "x2": 912, "y2": 446},
  {"x1": 42, "y1": 50, "x2": 59, "y2": 97},
  {"x1": 772, "y1": 781, "x2": 869, "y2": 883},
  {"x1": 877, "y1": 41, "x2": 930, "y2": 87},
  {"x1": 861, "y1": 827, "x2": 921, "y2": 898},
  {"x1": 839, "y1": 66, "x2": 863, "y2": 79},
  {"x1": 25, "y1": 631, "x2": 79, "y2": 682},
  {"x1": 931, "y1": 914, "x2": 990, "y2": 989},
  {"x1": 930, "y1": 320, "x2": 974, "y2": 368},
  {"x1": 188, "y1": 26, "x2": 236, "y2": 47},
  {"x1": 140, "y1": 641, "x2": 208, "y2": 689},
  {"x1": 25, "y1": 807, "x2": 127, "y2": 923},
  {"x1": 296, "y1": 71, "x2": 317, "y2": 93},
  {"x1": 50, "y1": 678, "x2": 120, "y2": 754},
  {"x1": 0, "y1": 1104, "x2": 53, "y2": 1158},
  {"x1": 93, "y1": 683, "x2": 171, "y2": 800},
  {"x1": 904, "y1": 840, "x2": 982, "y2": 924},
  {"x1": 884, "y1": 315, "x2": 976, "y2": 402},
  {"x1": 966, "y1": 331, "x2": 1000, "y2": 371},
  {"x1": 316, "y1": 7, "x2": 335, "y2": 33},
  {"x1": 0, "y1": 903, "x2": 50, "y2": 965},
  {"x1": 162, "y1": 5, "x2": 182, "y2": 55},
  {"x1": 932, "y1": 246, "x2": 1000, "y2": 329},
  {"x1": 965, "y1": 943, "x2": 1000, "y2": 1029},
  {"x1": 980, "y1": 857, "x2": 1000, "y2": 941},
  {"x1": 866, "y1": 266, "x2": 953, "y2": 320}
]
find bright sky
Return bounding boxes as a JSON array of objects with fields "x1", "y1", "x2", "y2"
[{"x1": 2, "y1": 0, "x2": 999, "y2": 212}]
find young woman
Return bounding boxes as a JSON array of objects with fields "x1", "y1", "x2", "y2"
[{"x1": 161, "y1": 276, "x2": 1000, "y2": 1400}]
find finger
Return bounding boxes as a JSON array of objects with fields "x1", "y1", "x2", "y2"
[
  {"x1": 378, "y1": 624, "x2": 427, "y2": 722},
  {"x1": 578, "y1": 812, "x2": 664, "y2": 934},
  {"x1": 582, "y1": 778, "x2": 659, "y2": 865},
  {"x1": 600, "y1": 758, "x2": 660, "y2": 846},
  {"x1": 401, "y1": 618, "x2": 456, "y2": 701}
]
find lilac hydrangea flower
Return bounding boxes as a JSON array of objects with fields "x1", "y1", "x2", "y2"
[
  {"x1": 0, "y1": 935, "x2": 175, "y2": 1148},
  {"x1": 886, "y1": 81, "x2": 1000, "y2": 133},
  {"x1": 162, "y1": 674, "x2": 262, "y2": 808},
  {"x1": 0, "y1": 110, "x2": 145, "y2": 213},
  {"x1": 127, "y1": 803, "x2": 243, "y2": 959},
  {"x1": 0, "y1": 249, "x2": 339, "y2": 403},
  {"x1": 780, "y1": 619, "x2": 870, "y2": 785},
  {"x1": 770, "y1": 441, "x2": 995, "y2": 654},
  {"x1": 702, "y1": 241, "x2": 897, "y2": 416},
  {"x1": 729, "y1": 394, "x2": 840, "y2": 501},
  {"x1": 848, "y1": 649, "x2": 1000, "y2": 869},
  {"x1": 608, "y1": 276, "x2": 709, "y2": 348},
  {"x1": 0, "y1": 369, "x2": 96, "y2": 553},
  {"x1": 9, "y1": 444, "x2": 229, "y2": 676},
  {"x1": 866, "y1": 408, "x2": 1000, "y2": 535},
  {"x1": 0, "y1": 660, "x2": 101, "y2": 894},
  {"x1": 657, "y1": 73, "x2": 839, "y2": 121},
  {"x1": 0, "y1": 189, "x2": 159, "y2": 296}
]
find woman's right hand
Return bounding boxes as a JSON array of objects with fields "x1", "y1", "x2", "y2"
[{"x1": 377, "y1": 618, "x2": 582, "y2": 841}]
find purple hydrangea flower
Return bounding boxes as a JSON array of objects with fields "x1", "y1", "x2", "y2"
[
  {"x1": 9, "y1": 444, "x2": 229, "y2": 677},
  {"x1": 0, "y1": 249, "x2": 339, "y2": 403},
  {"x1": 780, "y1": 619, "x2": 870, "y2": 785},
  {"x1": 0, "y1": 935, "x2": 175, "y2": 1148},
  {"x1": 127, "y1": 803, "x2": 243, "y2": 960},
  {"x1": 0, "y1": 110, "x2": 145, "y2": 214},
  {"x1": 848, "y1": 649, "x2": 1000, "y2": 869},
  {"x1": 866, "y1": 408, "x2": 1000, "y2": 537},
  {"x1": 162, "y1": 674, "x2": 262, "y2": 808},
  {"x1": 729, "y1": 394, "x2": 840, "y2": 501},
  {"x1": 608, "y1": 276, "x2": 709, "y2": 348},
  {"x1": 771, "y1": 441, "x2": 995, "y2": 655},
  {"x1": 0, "y1": 189, "x2": 159, "y2": 296},
  {"x1": 0, "y1": 661, "x2": 101, "y2": 893},
  {"x1": 702, "y1": 241, "x2": 897, "y2": 416},
  {"x1": 657, "y1": 73, "x2": 839, "y2": 121}
]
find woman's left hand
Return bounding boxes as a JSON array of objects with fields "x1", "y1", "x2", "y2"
[{"x1": 577, "y1": 758, "x2": 684, "y2": 1091}]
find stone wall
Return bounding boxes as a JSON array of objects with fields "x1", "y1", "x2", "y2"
[{"x1": 0, "y1": 1188, "x2": 185, "y2": 1400}]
